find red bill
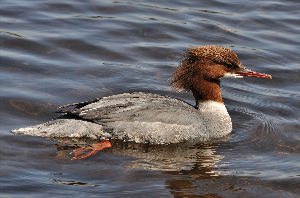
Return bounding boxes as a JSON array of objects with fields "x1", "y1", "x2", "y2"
[{"x1": 237, "y1": 68, "x2": 272, "y2": 79}]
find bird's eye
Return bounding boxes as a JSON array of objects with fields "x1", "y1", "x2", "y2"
[
  {"x1": 188, "y1": 56, "x2": 198, "y2": 64},
  {"x1": 223, "y1": 63, "x2": 235, "y2": 69}
]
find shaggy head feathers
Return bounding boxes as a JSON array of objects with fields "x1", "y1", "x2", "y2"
[{"x1": 171, "y1": 45, "x2": 242, "y2": 91}]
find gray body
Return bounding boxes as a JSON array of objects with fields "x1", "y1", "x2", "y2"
[{"x1": 12, "y1": 92, "x2": 232, "y2": 144}]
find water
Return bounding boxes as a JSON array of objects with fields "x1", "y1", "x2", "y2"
[{"x1": 1, "y1": 0, "x2": 299, "y2": 197}]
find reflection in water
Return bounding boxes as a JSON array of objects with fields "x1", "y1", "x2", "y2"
[
  {"x1": 55, "y1": 139, "x2": 224, "y2": 173},
  {"x1": 54, "y1": 139, "x2": 228, "y2": 197},
  {"x1": 53, "y1": 138, "x2": 265, "y2": 197},
  {"x1": 54, "y1": 138, "x2": 228, "y2": 196},
  {"x1": 52, "y1": 179, "x2": 99, "y2": 187}
]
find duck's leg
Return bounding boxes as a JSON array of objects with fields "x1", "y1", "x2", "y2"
[{"x1": 72, "y1": 140, "x2": 112, "y2": 160}]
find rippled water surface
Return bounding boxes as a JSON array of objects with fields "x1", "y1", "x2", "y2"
[{"x1": 1, "y1": 0, "x2": 299, "y2": 197}]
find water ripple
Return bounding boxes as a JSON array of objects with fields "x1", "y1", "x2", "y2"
[{"x1": 1, "y1": 0, "x2": 299, "y2": 197}]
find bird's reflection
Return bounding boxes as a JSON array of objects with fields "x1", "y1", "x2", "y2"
[
  {"x1": 54, "y1": 138, "x2": 239, "y2": 197},
  {"x1": 55, "y1": 138, "x2": 225, "y2": 174}
]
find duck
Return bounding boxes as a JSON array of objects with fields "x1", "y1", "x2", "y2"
[{"x1": 12, "y1": 45, "x2": 272, "y2": 159}]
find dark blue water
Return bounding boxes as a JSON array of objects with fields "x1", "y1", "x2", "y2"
[{"x1": 1, "y1": 0, "x2": 299, "y2": 197}]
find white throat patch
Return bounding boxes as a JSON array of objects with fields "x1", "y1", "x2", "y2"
[{"x1": 222, "y1": 72, "x2": 243, "y2": 78}]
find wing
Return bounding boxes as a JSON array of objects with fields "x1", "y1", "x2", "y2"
[{"x1": 56, "y1": 92, "x2": 199, "y2": 126}]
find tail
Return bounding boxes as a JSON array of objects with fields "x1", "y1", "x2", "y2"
[{"x1": 12, "y1": 119, "x2": 111, "y2": 139}]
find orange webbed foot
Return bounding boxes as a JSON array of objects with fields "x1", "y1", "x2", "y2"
[{"x1": 72, "y1": 140, "x2": 112, "y2": 160}]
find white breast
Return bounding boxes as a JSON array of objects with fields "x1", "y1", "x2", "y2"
[{"x1": 197, "y1": 101, "x2": 232, "y2": 138}]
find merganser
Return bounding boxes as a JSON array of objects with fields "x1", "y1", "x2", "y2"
[{"x1": 12, "y1": 45, "x2": 272, "y2": 159}]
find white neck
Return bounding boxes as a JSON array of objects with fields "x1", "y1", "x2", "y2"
[{"x1": 197, "y1": 101, "x2": 232, "y2": 138}]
